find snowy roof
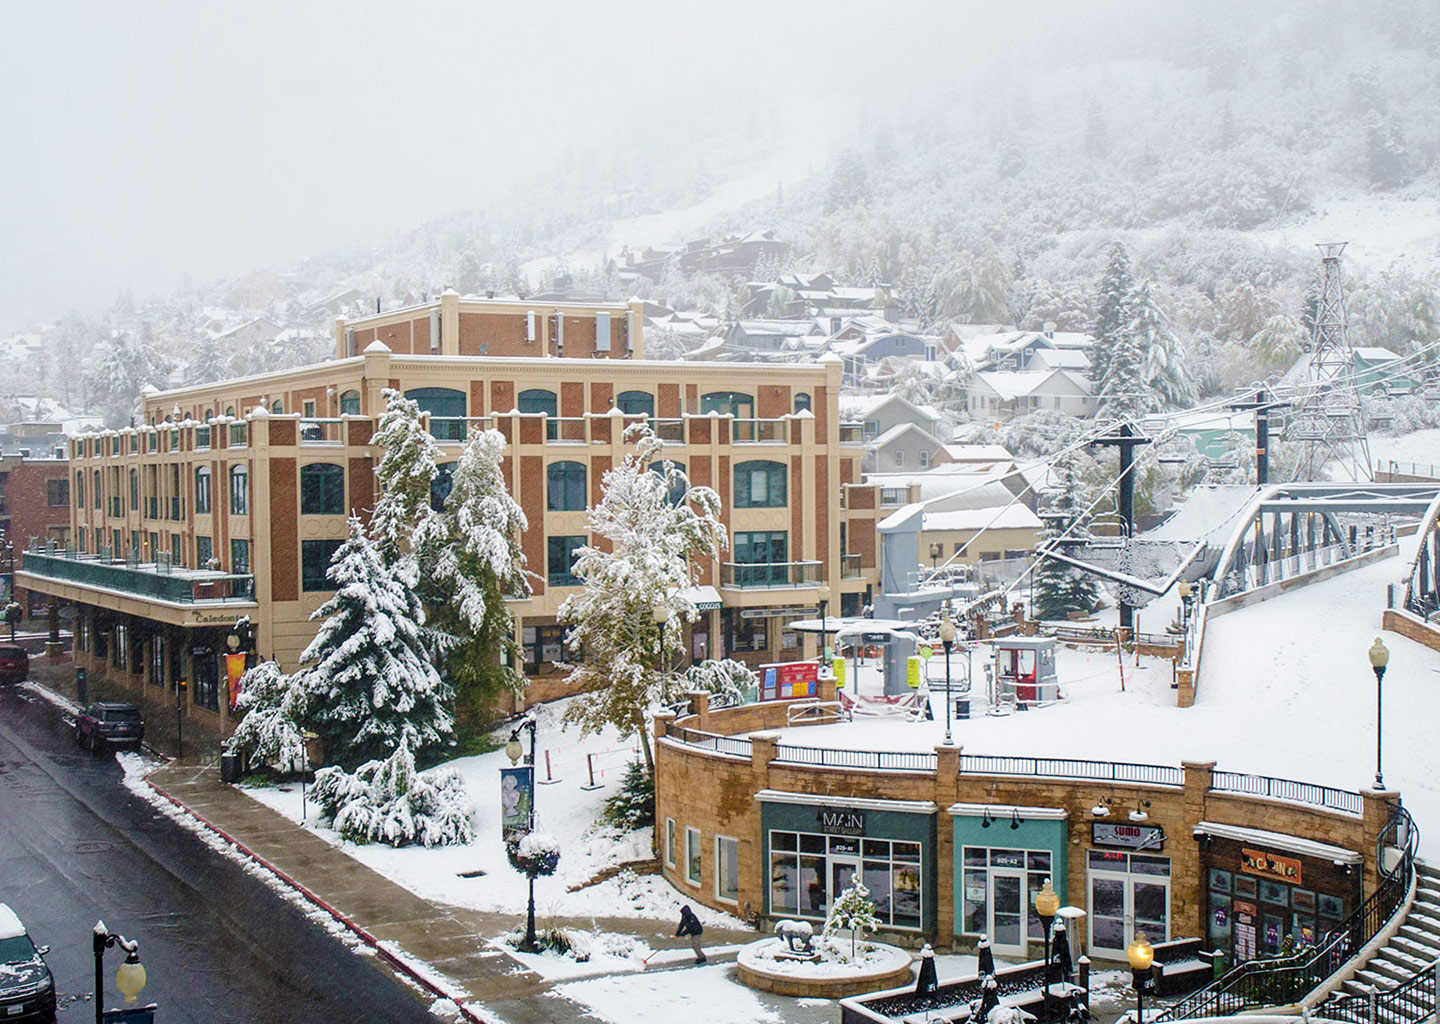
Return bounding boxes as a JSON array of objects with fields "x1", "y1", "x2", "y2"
[
  {"x1": 868, "y1": 421, "x2": 944, "y2": 451},
  {"x1": 1353, "y1": 346, "x2": 1403, "y2": 362},
  {"x1": 920, "y1": 505, "x2": 1041, "y2": 532},
  {"x1": 939, "y1": 443, "x2": 1014, "y2": 462},
  {"x1": 971, "y1": 369, "x2": 1091, "y2": 400},
  {"x1": 837, "y1": 392, "x2": 942, "y2": 424},
  {"x1": 1031, "y1": 349, "x2": 1091, "y2": 369},
  {"x1": 735, "y1": 319, "x2": 819, "y2": 336}
]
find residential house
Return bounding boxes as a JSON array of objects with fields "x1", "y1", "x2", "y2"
[{"x1": 966, "y1": 369, "x2": 1095, "y2": 420}]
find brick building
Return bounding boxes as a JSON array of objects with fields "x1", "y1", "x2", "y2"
[
  {"x1": 0, "y1": 452, "x2": 72, "y2": 613},
  {"x1": 21, "y1": 296, "x2": 884, "y2": 734}
]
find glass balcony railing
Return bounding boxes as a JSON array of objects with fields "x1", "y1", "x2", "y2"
[
  {"x1": 841, "y1": 552, "x2": 863, "y2": 578},
  {"x1": 22, "y1": 548, "x2": 255, "y2": 604},
  {"x1": 720, "y1": 560, "x2": 822, "y2": 589},
  {"x1": 839, "y1": 422, "x2": 864, "y2": 444},
  {"x1": 299, "y1": 418, "x2": 345, "y2": 444}
]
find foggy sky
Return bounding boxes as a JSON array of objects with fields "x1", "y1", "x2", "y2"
[{"x1": 2, "y1": 0, "x2": 1023, "y2": 329}]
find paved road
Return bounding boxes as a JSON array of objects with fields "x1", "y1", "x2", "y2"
[{"x1": 0, "y1": 684, "x2": 431, "y2": 1023}]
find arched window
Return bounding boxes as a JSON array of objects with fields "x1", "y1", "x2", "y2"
[
  {"x1": 702, "y1": 391, "x2": 755, "y2": 440},
  {"x1": 301, "y1": 464, "x2": 345, "y2": 515},
  {"x1": 546, "y1": 461, "x2": 587, "y2": 511},
  {"x1": 230, "y1": 466, "x2": 249, "y2": 515},
  {"x1": 734, "y1": 460, "x2": 787, "y2": 508},
  {"x1": 616, "y1": 390, "x2": 654, "y2": 417},
  {"x1": 405, "y1": 387, "x2": 466, "y2": 441},
  {"x1": 339, "y1": 389, "x2": 361, "y2": 416},
  {"x1": 518, "y1": 388, "x2": 559, "y2": 441},
  {"x1": 194, "y1": 468, "x2": 211, "y2": 514},
  {"x1": 271, "y1": 399, "x2": 284, "y2": 414},
  {"x1": 648, "y1": 460, "x2": 688, "y2": 507},
  {"x1": 794, "y1": 392, "x2": 812, "y2": 413},
  {"x1": 430, "y1": 463, "x2": 455, "y2": 511},
  {"x1": 225, "y1": 406, "x2": 235, "y2": 417}
]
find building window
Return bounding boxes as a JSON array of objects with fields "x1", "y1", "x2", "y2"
[
  {"x1": 665, "y1": 819, "x2": 677, "y2": 867},
  {"x1": 93, "y1": 470, "x2": 101, "y2": 509},
  {"x1": 895, "y1": 450, "x2": 905, "y2": 467},
  {"x1": 339, "y1": 390, "x2": 361, "y2": 415},
  {"x1": 195, "y1": 468, "x2": 212, "y2": 514},
  {"x1": 732, "y1": 530, "x2": 788, "y2": 587},
  {"x1": 271, "y1": 400, "x2": 284, "y2": 415},
  {"x1": 113, "y1": 624, "x2": 127, "y2": 670},
  {"x1": 920, "y1": 450, "x2": 931, "y2": 469},
  {"x1": 716, "y1": 835, "x2": 739, "y2": 903},
  {"x1": 546, "y1": 461, "x2": 587, "y2": 512},
  {"x1": 406, "y1": 387, "x2": 466, "y2": 441},
  {"x1": 547, "y1": 535, "x2": 585, "y2": 587},
  {"x1": 518, "y1": 388, "x2": 559, "y2": 440},
  {"x1": 862, "y1": 420, "x2": 880, "y2": 441},
  {"x1": 78, "y1": 526, "x2": 87, "y2": 554},
  {"x1": 230, "y1": 466, "x2": 248, "y2": 515},
  {"x1": 47, "y1": 478, "x2": 69, "y2": 506},
  {"x1": 686, "y1": 827, "x2": 702, "y2": 886},
  {"x1": 301, "y1": 464, "x2": 345, "y2": 515},
  {"x1": 303, "y1": 400, "x2": 316, "y2": 418},
  {"x1": 521, "y1": 624, "x2": 568, "y2": 673},
  {"x1": 770, "y1": 830, "x2": 922, "y2": 929},
  {"x1": 76, "y1": 473, "x2": 84, "y2": 509},
  {"x1": 196, "y1": 535, "x2": 212, "y2": 566},
  {"x1": 701, "y1": 391, "x2": 756, "y2": 440},
  {"x1": 171, "y1": 534, "x2": 181, "y2": 564},
  {"x1": 794, "y1": 392, "x2": 811, "y2": 414},
  {"x1": 430, "y1": 463, "x2": 455, "y2": 511},
  {"x1": 302, "y1": 539, "x2": 344, "y2": 591},
  {"x1": 648, "y1": 461, "x2": 688, "y2": 506},
  {"x1": 734, "y1": 461, "x2": 786, "y2": 508},
  {"x1": 231, "y1": 539, "x2": 250, "y2": 574},
  {"x1": 616, "y1": 390, "x2": 654, "y2": 417}
]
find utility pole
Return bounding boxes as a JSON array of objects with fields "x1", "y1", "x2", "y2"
[
  {"x1": 1090, "y1": 422, "x2": 1152, "y2": 633},
  {"x1": 1229, "y1": 387, "x2": 1289, "y2": 486}
]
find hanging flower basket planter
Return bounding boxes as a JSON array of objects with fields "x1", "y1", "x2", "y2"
[{"x1": 508, "y1": 831, "x2": 561, "y2": 878}]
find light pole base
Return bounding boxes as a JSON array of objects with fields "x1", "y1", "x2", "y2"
[{"x1": 45, "y1": 642, "x2": 65, "y2": 659}]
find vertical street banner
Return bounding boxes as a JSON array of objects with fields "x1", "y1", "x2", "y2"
[
  {"x1": 224, "y1": 652, "x2": 247, "y2": 710},
  {"x1": 500, "y1": 765, "x2": 534, "y2": 843}
]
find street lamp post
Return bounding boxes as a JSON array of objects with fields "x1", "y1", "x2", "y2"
[
  {"x1": 1177, "y1": 581, "x2": 1192, "y2": 628},
  {"x1": 1035, "y1": 878, "x2": 1060, "y2": 1023},
  {"x1": 938, "y1": 613, "x2": 956, "y2": 746},
  {"x1": 1368, "y1": 637, "x2": 1390, "y2": 790},
  {"x1": 506, "y1": 718, "x2": 540, "y2": 951},
  {"x1": 93, "y1": 921, "x2": 147, "y2": 1024},
  {"x1": 1127, "y1": 932, "x2": 1154, "y2": 1024},
  {"x1": 817, "y1": 583, "x2": 831, "y2": 670}
]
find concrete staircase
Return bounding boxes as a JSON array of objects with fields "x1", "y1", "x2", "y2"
[{"x1": 1327, "y1": 859, "x2": 1440, "y2": 1021}]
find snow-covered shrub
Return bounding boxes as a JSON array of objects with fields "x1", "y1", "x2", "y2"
[
  {"x1": 225, "y1": 661, "x2": 309, "y2": 773},
  {"x1": 602, "y1": 759, "x2": 654, "y2": 830},
  {"x1": 311, "y1": 742, "x2": 474, "y2": 847},
  {"x1": 823, "y1": 879, "x2": 880, "y2": 961}
]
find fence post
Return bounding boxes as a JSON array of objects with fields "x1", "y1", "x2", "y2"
[
  {"x1": 580, "y1": 752, "x2": 603, "y2": 791},
  {"x1": 1367, "y1": 984, "x2": 1377, "y2": 1024},
  {"x1": 1078, "y1": 956, "x2": 1090, "y2": 1013},
  {"x1": 1432, "y1": 961, "x2": 1439, "y2": 1020},
  {"x1": 537, "y1": 748, "x2": 560, "y2": 785}
]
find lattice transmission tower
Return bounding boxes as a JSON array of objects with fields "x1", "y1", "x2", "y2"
[{"x1": 1286, "y1": 243, "x2": 1372, "y2": 482}]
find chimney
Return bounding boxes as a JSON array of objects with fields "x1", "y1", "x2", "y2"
[
  {"x1": 1043, "y1": 321, "x2": 1056, "y2": 339},
  {"x1": 884, "y1": 303, "x2": 901, "y2": 323}
]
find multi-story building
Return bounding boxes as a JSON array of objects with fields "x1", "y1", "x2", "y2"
[
  {"x1": 22, "y1": 294, "x2": 883, "y2": 733},
  {"x1": 0, "y1": 451, "x2": 72, "y2": 614}
]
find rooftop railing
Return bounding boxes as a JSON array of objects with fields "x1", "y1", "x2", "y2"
[
  {"x1": 720, "y1": 560, "x2": 822, "y2": 589},
  {"x1": 21, "y1": 547, "x2": 255, "y2": 604}
]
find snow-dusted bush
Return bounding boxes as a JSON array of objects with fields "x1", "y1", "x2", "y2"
[
  {"x1": 602, "y1": 759, "x2": 654, "y2": 830},
  {"x1": 680, "y1": 658, "x2": 758, "y2": 701},
  {"x1": 311, "y1": 742, "x2": 474, "y2": 847},
  {"x1": 225, "y1": 661, "x2": 309, "y2": 773},
  {"x1": 823, "y1": 879, "x2": 880, "y2": 962}
]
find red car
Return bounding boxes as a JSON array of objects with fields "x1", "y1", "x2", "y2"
[
  {"x1": 0, "y1": 645, "x2": 28, "y2": 684},
  {"x1": 74, "y1": 702, "x2": 145, "y2": 753}
]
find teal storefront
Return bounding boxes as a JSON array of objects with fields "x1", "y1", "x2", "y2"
[
  {"x1": 952, "y1": 803, "x2": 1069, "y2": 958},
  {"x1": 759, "y1": 790, "x2": 937, "y2": 938}
]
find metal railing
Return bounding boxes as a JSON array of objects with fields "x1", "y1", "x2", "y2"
[
  {"x1": 731, "y1": 418, "x2": 790, "y2": 444},
  {"x1": 720, "y1": 560, "x2": 823, "y2": 589},
  {"x1": 838, "y1": 422, "x2": 864, "y2": 444},
  {"x1": 21, "y1": 548, "x2": 256, "y2": 604},
  {"x1": 1210, "y1": 771, "x2": 1364, "y2": 815},
  {"x1": 960, "y1": 754, "x2": 1184, "y2": 786},
  {"x1": 775, "y1": 745, "x2": 938, "y2": 771},
  {"x1": 664, "y1": 724, "x2": 752, "y2": 758},
  {"x1": 1322, "y1": 959, "x2": 1439, "y2": 1024},
  {"x1": 1155, "y1": 803, "x2": 1416, "y2": 1021},
  {"x1": 299, "y1": 418, "x2": 345, "y2": 444}
]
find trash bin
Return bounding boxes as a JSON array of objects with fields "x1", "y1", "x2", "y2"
[
  {"x1": 954, "y1": 698, "x2": 970, "y2": 720},
  {"x1": 220, "y1": 753, "x2": 241, "y2": 784}
]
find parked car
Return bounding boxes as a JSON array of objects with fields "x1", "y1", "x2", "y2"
[
  {"x1": 74, "y1": 702, "x2": 145, "y2": 752},
  {"x1": 0, "y1": 903, "x2": 56, "y2": 1022},
  {"x1": 0, "y1": 645, "x2": 28, "y2": 684}
]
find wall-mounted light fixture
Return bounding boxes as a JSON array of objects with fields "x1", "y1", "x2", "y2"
[
  {"x1": 1091, "y1": 797, "x2": 1114, "y2": 818},
  {"x1": 1129, "y1": 800, "x2": 1152, "y2": 823}
]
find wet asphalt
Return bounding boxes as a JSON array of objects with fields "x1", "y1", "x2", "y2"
[{"x1": 0, "y1": 683, "x2": 434, "y2": 1023}]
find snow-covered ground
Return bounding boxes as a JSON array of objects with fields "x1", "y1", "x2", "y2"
[
  {"x1": 1251, "y1": 195, "x2": 1440, "y2": 275},
  {"x1": 1370, "y1": 429, "x2": 1440, "y2": 473}
]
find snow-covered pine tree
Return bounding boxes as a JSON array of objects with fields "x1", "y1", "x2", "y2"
[
  {"x1": 311, "y1": 739, "x2": 473, "y2": 847},
  {"x1": 823, "y1": 879, "x2": 881, "y2": 962},
  {"x1": 1129, "y1": 280, "x2": 1195, "y2": 411},
  {"x1": 1090, "y1": 242, "x2": 1134, "y2": 389},
  {"x1": 1096, "y1": 315, "x2": 1150, "y2": 423},
  {"x1": 225, "y1": 661, "x2": 309, "y2": 773},
  {"x1": 299, "y1": 516, "x2": 453, "y2": 769},
  {"x1": 1031, "y1": 460, "x2": 1101, "y2": 621},
  {"x1": 559, "y1": 424, "x2": 726, "y2": 769},
  {"x1": 369, "y1": 388, "x2": 442, "y2": 565},
  {"x1": 417, "y1": 426, "x2": 530, "y2": 721}
]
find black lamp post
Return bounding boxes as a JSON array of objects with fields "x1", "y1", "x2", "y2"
[
  {"x1": 93, "y1": 921, "x2": 147, "y2": 1024},
  {"x1": 817, "y1": 583, "x2": 831, "y2": 669},
  {"x1": 506, "y1": 718, "x2": 539, "y2": 951},
  {"x1": 938, "y1": 612, "x2": 956, "y2": 746},
  {"x1": 1368, "y1": 637, "x2": 1389, "y2": 790},
  {"x1": 1035, "y1": 878, "x2": 1059, "y2": 1023},
  {"x1": 1127, "y1": 932, "x2": 1154, "y2": 1024},
  {"x1": 930, "y1": 542, "x2": 941, "y2": 574}
]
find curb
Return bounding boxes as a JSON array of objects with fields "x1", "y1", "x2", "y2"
[{"x1": 144, "y1": 773, "x2": 493, "y2": 1024}]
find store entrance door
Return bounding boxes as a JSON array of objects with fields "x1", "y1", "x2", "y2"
[
  {"x1": 988, "y1": 869, "x2": 1027, "y2": 957},
  {"x1": 1088, "y1": 870, "x2": 1170, "y2": 959},
  {"x1": 829, "y1": 855, "x2": 861, "y2": 916}
]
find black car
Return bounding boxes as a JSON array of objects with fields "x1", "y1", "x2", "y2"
[
  {"x1": 74, "y1": 702, "x2": 145, "y2": 753},
  {"x1": 0, "y1": 904, "x2": 55, "y2": 1022}
]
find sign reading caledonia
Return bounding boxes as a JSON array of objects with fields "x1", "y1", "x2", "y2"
[
  {"x1": 819, "y1": 810, "x2": 865, "y2": 836},
  {"x1": 1091, "y1": 821, "x2": 1166, "y2": 850}
]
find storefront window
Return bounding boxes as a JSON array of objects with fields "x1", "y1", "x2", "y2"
[
  {"x1": 149, "y1": 636, "x2": 165, "y2": 687},
  {"x1": 665, "y1": 819, "x2": 676, "y2": 867},
  {"x1": 771, "y1": 829, "x2": 923, "y2": 930},
  {"x1": 716, "y1": 836, "x2": 739, "y2": 903}
]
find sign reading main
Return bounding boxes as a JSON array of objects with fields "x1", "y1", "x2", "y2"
[
  {"x1": 819, "y1": 809, "x2": 865, "y2": 836},
  {"x1": 1092, "y1": 821, "x2": 1166, "y2": 851}
]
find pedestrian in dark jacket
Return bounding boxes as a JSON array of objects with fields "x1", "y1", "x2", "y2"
[{"x1": 676, "y1": 905, "x2": 705, "y2": 963}]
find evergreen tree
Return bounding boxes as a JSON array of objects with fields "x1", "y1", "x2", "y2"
[
  {"x1": 225, "y1": 661, "x2": 309, "y2": 773},
  {"x1": 1096, "y1": 320, "x2": 1150, "y2": 422},
  {"x1": 1032, "y1": 460, "x2": 1101, "y2": 621},
  {"x1": 370, "y1": 388, "x2": 442, "y2": 564},
  {"x1": 299, "y1": 517, "x2": 453, "y2": 769},
  {"x1": 417, "y1": 427, "x2": 530, "y2": 721},
  {"x1": 1129, "y1": 280, "x2": 1195, "y2": 410},
  {"x1": 824, "y1": 879, "x2": 881, "y2": 962},
  {"x1": 602, "y1": 758, "x2": 656, "y2": 830},
  {"x1": 559, "y1": 425, "x2": 727, "y2": 769},
  {"x1": 1090, "y1": 242, "x2": 1134, "y2": 388}
]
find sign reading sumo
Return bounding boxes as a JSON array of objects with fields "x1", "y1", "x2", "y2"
[{"x1": 1092, "y1": 821, "x2": 1166, "y2": 851}]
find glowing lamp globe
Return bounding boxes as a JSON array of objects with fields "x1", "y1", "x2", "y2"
[
  {"x1": 1127, "y1": 933, "x2": 1154, "y2": 972},
  {"x1": 1034, "y1": 878, "x2": 1060, "y2": 919},
  {"x1": 115, "y1": 953, "x2": 147, "y2": 1004}
]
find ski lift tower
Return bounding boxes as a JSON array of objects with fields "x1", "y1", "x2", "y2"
[{"x1": 1287, "y1": 243, "x2": 1372, "y2": 482}]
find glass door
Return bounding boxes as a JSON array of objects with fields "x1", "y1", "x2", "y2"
[
  {"x1": 1134, "y1": 879, "x2": 1170, "y2": 947},
  {"x1": 989, "y1": 869, "x2": 1026, "y2": 957},
  {"x1": 829, "y1": 856, "x2": 861, "y2": 916},
  {"x1": 1089, "y1": 872, "x2": 1128, "y2": 957}
]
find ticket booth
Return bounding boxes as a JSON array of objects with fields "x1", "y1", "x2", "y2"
[{"x1": 993, "y1": 637, "x2": 1059, "y2": 704}]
